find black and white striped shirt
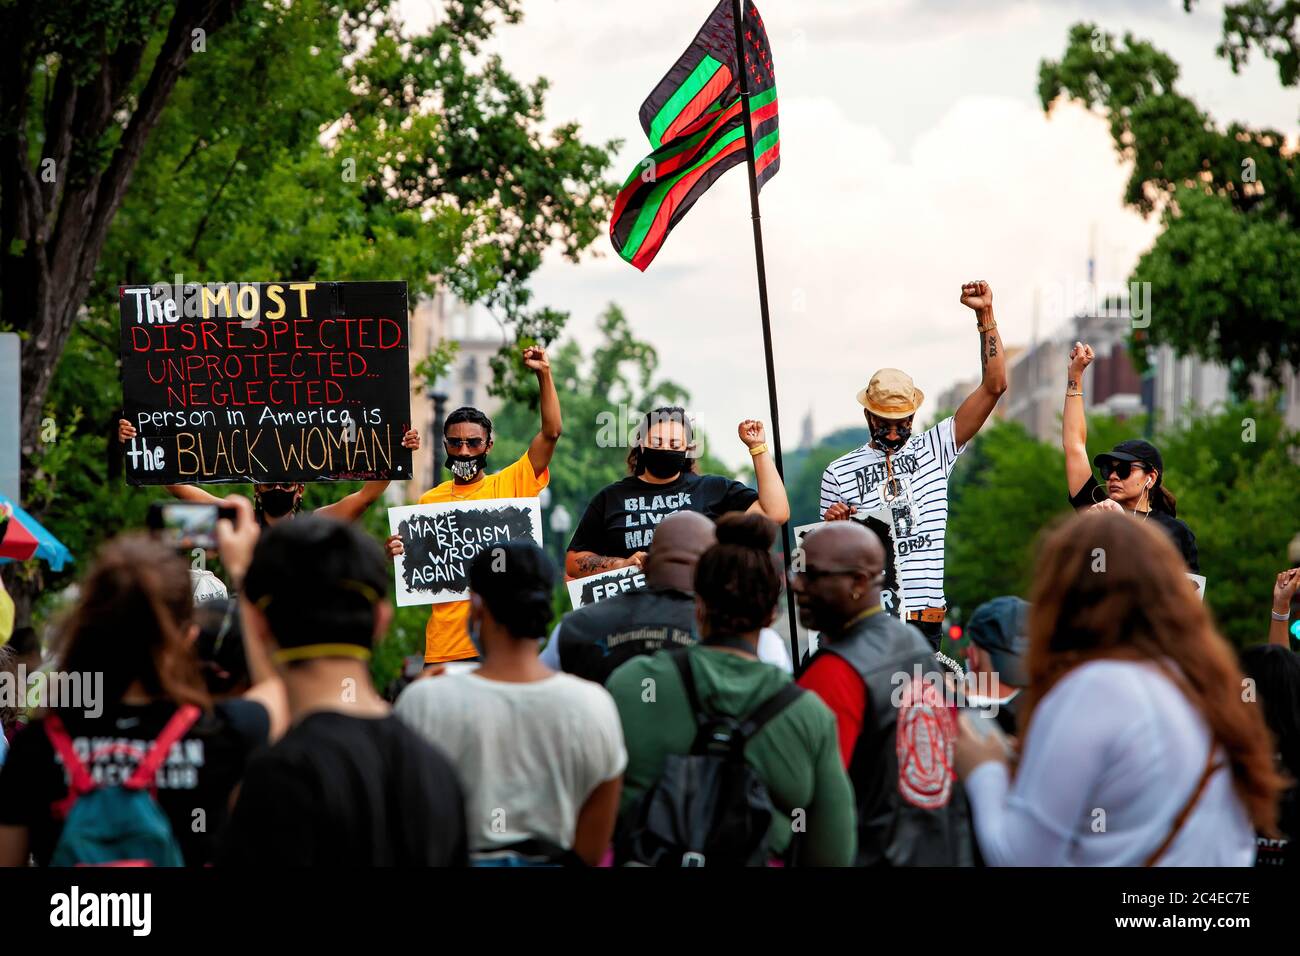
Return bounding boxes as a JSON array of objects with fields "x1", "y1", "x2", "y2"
[{"x1": 819, "y1": 417, "x2": 966, "y2": 611}]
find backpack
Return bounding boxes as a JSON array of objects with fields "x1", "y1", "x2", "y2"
[
  {"x1": 44, "y1": 705, "x2": 201, "y2": 867},
  {"x1": 618, "y1": 648, "x2": 804, "y2": 867}
]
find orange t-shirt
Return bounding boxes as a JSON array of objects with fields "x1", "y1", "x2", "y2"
[{"x1": 417, "y1": 451, "x2": 549, "y2": 662}]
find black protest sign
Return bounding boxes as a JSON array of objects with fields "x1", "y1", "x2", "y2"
[
  {"x1": 119, "y1": 281, "x2": 413, "y2": 484},
  {"x1": 566, "y1": 565, "x2": 648, "y2": 609},
  {"x1": 388, "y1": 499, "x2": 544, "y2": 606}
]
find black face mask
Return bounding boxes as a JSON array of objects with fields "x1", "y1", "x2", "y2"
[
  {"x1": 446, "y1": 452, "x2": 487, "y2": 481},
  {"x1": 258, "y1": 488, "x2": 297, "y2": 518},
  {"x1": 638, "y1": 447, "x2": 687, "y2": 479},
  {"x1": 870, "y1": 418, "x2": 911, "y2": 453}
]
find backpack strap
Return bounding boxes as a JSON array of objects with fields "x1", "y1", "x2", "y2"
[
  {"x1": 1143, "y1": 745, "x2": 1224, "y2": 867},
  {"x1": 125, "y1": 704, "x2": 202, "y2": 791},
  {"x1": 669, "y1": 648, "x2": 705, "y2": 720},
  {"x1": 44, "y1": 714, "x2": 96, "y2": 797},
  {"x1": 737, "y1": 683, "x2": 805, "y2": 743}
]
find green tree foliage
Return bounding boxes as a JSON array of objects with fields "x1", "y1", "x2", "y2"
[
  {"x1": 944, "y1": 406, "x2": 1299, "y2": 647},
  {"x1": 3, "y1": 0, "x2": 617, "y2": 620},
  {"x1": 1038, "y1": 17, "x2": 1298, "y2": 388}
]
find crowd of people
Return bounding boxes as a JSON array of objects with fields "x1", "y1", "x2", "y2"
[{"x1": 0, "y1": 282, "x2": 1296, "y2": 868}]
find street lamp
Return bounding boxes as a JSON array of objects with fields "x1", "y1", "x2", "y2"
[
  {"x1": 430, "y1": 387, "x2": 449, "y2": 481},
  {"x1": 549, "y1": 502, "x2": 572, "y2": 570}
]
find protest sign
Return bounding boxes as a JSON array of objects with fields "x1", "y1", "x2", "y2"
[
  {"x1": 388, "y1": 498, "x2": 544, "y2": 607},
  {"x1": 566, "y1": 565, "x2": 648, "y2": 609},
  {"x1": 119, "y1": 280, "x2": 413, "y2": 484},
  {"x1": 1187, "y1": 573, "x2": 1206, "y2": 601}
]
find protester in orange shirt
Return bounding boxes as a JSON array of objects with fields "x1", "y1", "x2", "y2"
[{"x1": 387, "y1": 346, "x2": 561, "y2": 666}]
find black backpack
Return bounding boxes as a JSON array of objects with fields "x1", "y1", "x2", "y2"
[{"x1": 618, "y1": 648, "x2": 804, "y2": 867}]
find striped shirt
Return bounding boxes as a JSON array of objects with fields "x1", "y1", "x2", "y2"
[{"x1": 819, "y1": 417, "x2": 966, "y2": 611}]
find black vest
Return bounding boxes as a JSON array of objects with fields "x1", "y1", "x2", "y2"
[
  {"x1": 823, "y1": 611, "x2": 974, "y2": 867},
  {"x1": 556, "y1": 587, "x2": 697, "y2": 685}
]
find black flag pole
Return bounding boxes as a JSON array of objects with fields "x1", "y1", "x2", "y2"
[{"x1": 730, "y1": 0, "x2": 802, "y2": 672}]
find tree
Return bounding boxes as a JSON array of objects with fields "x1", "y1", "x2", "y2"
[
  {"x1": 2, "y1": 0, "x2": 616, "y2": 480},
  {"x1": 2, "y1": 0, "x2": 618, "y2": 619},
  {"x1": 943, "y1": 406, "x2": 1300, "y2": 647},
  {"x1": 1038, "y1": 14, "x2": 1298, "y2": 389}
]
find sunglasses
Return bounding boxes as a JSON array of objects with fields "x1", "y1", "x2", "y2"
[
  {"x1": 1100, "y1": 459, "x2": 1147, "y2": 481},
  {"x1": 445, "y1": 437, "x2": 486, "y2": 451}
]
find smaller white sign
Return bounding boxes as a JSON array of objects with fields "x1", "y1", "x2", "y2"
[{"x1": 566, "y1": 565, "x2": 648, "y2": 609}]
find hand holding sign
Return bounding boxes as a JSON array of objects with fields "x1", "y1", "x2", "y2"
[{"x1": 388, "y1": 498, "x2": 543, "y2": 606}]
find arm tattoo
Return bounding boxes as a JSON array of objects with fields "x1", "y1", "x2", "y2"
[
  {"x1": 980, "y1": 332, "x2": 989, "y2": 372},
  {"x1": 577, "y1": 554, "x2": 621, "y2": 574},
  {"x1": 987, "y1": 337, "x2": 997, "y2": 358},
  {"x1": 1068, "y1": 378, "x2": 1078, "y2": 391}
]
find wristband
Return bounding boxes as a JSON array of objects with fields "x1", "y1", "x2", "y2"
[
  {"x1": 1065, "y1": 390, "x2": 1083, "y2": 398},
  {"x1": 1273, "y1": 610, "x2": 1291, "y2": 622},
  {"x1": 977, "y1": 320, "x2": 997, "y2": 334},
  {"x1": 748, "y1": 443, "x2": 769, "y2": 457}
]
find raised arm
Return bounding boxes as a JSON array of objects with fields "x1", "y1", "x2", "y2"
[
  {"x1": 316, "y1": 427, "x2": 420, "y2": 523},
  {"x1": 953, "y1": 281, "x2": 1009, "y2": 448},
  {"x1": 524, "y1": 346, "x2": 562, "y2": 478},
  {"x1": 1270, "y1": 569, "x2": 1299, "y2": 647},
  {"x1": 1062, "y1": 343, "x2": 1095, "y2": 497},
  {"x1": 738, "y1": 420, "x2": 790, "y2": 524}
]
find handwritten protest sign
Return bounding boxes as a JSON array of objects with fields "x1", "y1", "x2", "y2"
[
  {"x1": 388, "y1": 498, "x2": 543, "y2": 606},
  {"x1": 566, "y1": 565, "x2": 647, "y2": 609},
  {"x1": 119, "y1": 280, "x2": 412, "y2": 484}
]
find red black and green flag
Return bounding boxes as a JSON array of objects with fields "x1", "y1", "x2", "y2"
[{"x1": 610, "y1": 0, "x2": 780, "y2": 271}]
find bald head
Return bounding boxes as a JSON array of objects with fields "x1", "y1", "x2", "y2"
[
  {"x1": 644, "y1": 511, "x2": 716, "y2": 591},
  {"x1": 793, "y1": 521, "x2": 885, "y2": 635},
  {"x1": 805, "y1": 522, "x2": 883, "y2": 574}
]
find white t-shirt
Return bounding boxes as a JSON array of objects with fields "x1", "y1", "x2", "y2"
[
  {"x1": 819, "y1": 416, "x2": 965, "y2": 611},
  {"x1": 964, "y1": 659, "x2": 1256, "y2": 866},
  {"x1": 394, "y1": 671, "x2": 626, "y2": 854}
]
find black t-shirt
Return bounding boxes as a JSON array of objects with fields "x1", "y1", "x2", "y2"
[
  {"x1": 0, "y1": 698, "x2": 268, "y2": 866},
  {"x1": 217, "y1": 711, "x2": 468, "y2": 866},
  {"x1": 557, "y1": 586, "x2": 697, "y2": 685},
  {"x1": 567, "y1": 472, "x2": 759, "y2": 559},
  {"x1": 1068, "y1": 475, "x2": 1199, "y2": 571}
]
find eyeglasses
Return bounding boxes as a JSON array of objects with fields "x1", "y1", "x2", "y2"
[
  {"x1": 1101, "y1": 460, "x2": 1146, "y2": 481},
  {"x1": 445, "y1": 437, "x2": 486, "y2": 451},
  {"x1": 790, "y1": 566, "x2": 863, "y2": 584}
]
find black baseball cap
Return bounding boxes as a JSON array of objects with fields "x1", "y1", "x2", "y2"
[
  {"x1": 242, "y1": 516, "x2": 388, "y2": 661},
  {"x1": 1093, "y1": 439, "x2": 1163, "y2": 477},
  {"x1": 966, "y1": 596, "x2": 1029, "y2": 687}
]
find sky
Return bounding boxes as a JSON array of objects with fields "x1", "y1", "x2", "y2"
[{"x1": 399, "y1": 0, "x2": 1298, "y2": 468}]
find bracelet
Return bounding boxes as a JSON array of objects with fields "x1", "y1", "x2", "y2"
[
  {"x1": 748, "y1": 443, "x2": 769, "y2": 457},
  {"x1": 977, "y1": 321, "x2": 997, "y2": 334},
  {"x1": 1065, "y1": 390, "x2": 1083, "y2": 398},
  {"x1": 1273, "y1": 610, "x2": 1291, "y2": 622}
]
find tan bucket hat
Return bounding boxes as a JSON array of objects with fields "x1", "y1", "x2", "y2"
[{"x1": 856, "y1": 368, "x2": 924, "y2": 419}]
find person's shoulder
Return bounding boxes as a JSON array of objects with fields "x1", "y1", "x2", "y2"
[
  {"x1": 827, "y1": 444, "x2": 872, "y2": 470},
  {"x1": 1048, "y1": 658, "x2": 1155, "y2": 706},
  {"x1": 417, "y1": 481, "x2": 453, "y2": 504},
  {"x1": 547, "y1": 672, "x2": 619, "y2": 711},
  {"x1": 211, "y1": 699, "x2": 270, "y2": 749},
  {"x1": 606, "y1": 651, "x2": 667, "y2": 696}
]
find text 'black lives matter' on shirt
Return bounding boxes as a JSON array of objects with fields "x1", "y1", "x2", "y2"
[
  {"x1": 567, "y1": 472, "x2": 759, "y2": 560},
  {"x1": 819, "y1": 416, "x2": 966, "y2": 611}
]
